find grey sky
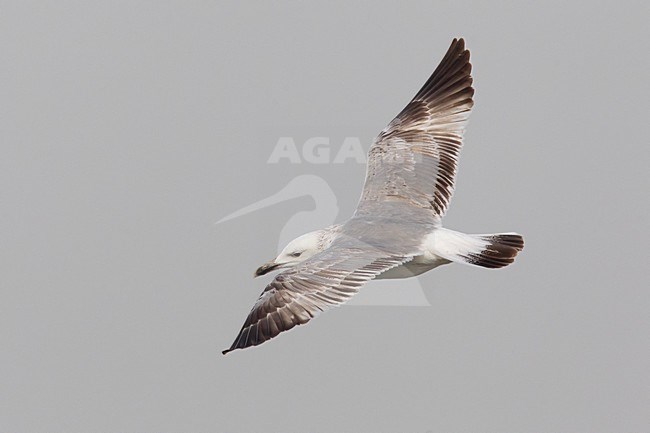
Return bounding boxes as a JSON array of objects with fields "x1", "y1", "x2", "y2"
[{"x1": 2, "y1": 1, "x2": 649, "y2": 432}]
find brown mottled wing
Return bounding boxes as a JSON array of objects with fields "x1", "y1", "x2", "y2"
[
  {"x1": 357, "y1": 38, "x2": 474, "y2": 219},
  {"x1": 222, "y1": 239, "x2": 413, "y2": 354}
]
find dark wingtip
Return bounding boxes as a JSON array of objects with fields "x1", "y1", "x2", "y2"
[
  {"x1": 410, "y1": 36, "x2": 472, "y2": 106},
  {"x1": 449, "y1": 37, "x2": 466, "y2": 52},
  {"x1": 222, "y1": 347, "x2": 233, "y2": 355}
]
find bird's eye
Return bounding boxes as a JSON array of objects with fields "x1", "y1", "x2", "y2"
[{"x1": 290, "y1": 252, "x2": 302, "y2": 257}]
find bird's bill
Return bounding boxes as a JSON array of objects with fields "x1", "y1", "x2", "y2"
[{"x1": 254, "y1": 260, "x2": 282, "y2": 277}]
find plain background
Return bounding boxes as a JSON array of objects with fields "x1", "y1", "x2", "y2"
[{"x1": 2, "y1": 1, "x2": 649, "y2": 432}]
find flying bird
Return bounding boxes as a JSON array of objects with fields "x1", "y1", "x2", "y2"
[{"x1": 223, "y1": 38, "x2": 524, "y2": 354}]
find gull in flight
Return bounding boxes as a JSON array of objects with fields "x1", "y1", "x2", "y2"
[{"x1": 223, "y1": 38, "x2": 524, "y2": 354}]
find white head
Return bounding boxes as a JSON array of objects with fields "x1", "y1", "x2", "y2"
[{"x1": 254, "y1": 229, "x2": 327, "y2": 277}]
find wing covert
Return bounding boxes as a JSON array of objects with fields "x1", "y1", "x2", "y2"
[
  {"x1": 358, "y1": 38, "x2": 474, "y2": 218},
  {"x1": 222, "y1": 239, "x2": 413, "y2": 354}
]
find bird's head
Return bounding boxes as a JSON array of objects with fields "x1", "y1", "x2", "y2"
[{"x1": 254, "y1": 230, "x2": 324, "y2": 277}]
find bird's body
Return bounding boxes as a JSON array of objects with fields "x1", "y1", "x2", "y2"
[
  {"x1": 223, "y1": 38, "x2": 524, "y2": 354},
  {"x1": 378, "y1": 230, "x2": 455, "y2": 279}
]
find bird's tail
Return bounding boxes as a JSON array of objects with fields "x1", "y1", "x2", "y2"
[{"x1": 430, "y1": 228, "x2": 524, "y2": 269}]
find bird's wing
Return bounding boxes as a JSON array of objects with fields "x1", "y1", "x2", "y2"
[
  {"x1": 357, "y1": 38, "x2": 474, "y2": 219},
  {"x1": 222, "y1": 236, "x2": 414, "y2": 354}
]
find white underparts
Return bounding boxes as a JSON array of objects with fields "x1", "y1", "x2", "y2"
[{"x1": 375, "y1": 229, "x2": 454, "y2": 280}]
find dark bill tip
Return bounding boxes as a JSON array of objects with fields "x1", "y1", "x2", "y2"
[{"x1": 254, "y1": 262, "x2": 279, "y2": 277}]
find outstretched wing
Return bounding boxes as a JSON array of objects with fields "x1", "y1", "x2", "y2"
[
  {"x1": 222, "y1": 237, "x2": 413, "y2": 354},
  {"x1": 357, "y1": 38, "x2": 474, "y2": 219}
]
